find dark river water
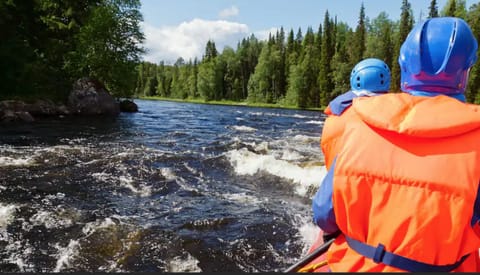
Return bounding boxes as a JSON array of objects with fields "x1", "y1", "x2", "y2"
[{"x1": 0, "y1": 99, "x2": 327, "y2": 272}]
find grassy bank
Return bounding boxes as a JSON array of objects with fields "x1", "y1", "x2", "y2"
[{"x1": 140, "y1": 96, "x2": 325, "y2": 112}]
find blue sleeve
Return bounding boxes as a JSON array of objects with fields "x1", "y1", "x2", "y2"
[
  {"x1": 328, "y1": 91, "x2": 356, "y2": 115},
  {"x1": 312, "y1": 157, "x2": 339, "y2": 234}
]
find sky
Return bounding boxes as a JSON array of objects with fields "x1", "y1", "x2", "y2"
[{"x1": 139, "y1": 0, "x2": 477, "y2": 64}]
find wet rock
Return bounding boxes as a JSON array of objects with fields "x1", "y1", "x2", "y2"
[
  {"x1": 68, "y1": 77, "x2": 120, "y2": 116},
  {"x1": 16, "y1": 111, "x2": 35, "y2": 122},
  {"x1": 0, "y1": 100, "x2": 27, "y2": 112},
  {"x1": 0, "y1": 110, "x2": 34, "y2": 123},
  {"x1": 119, "y1": 99, "x2": 138, "y2": 113},
  {"x1": 27, "y1": 99, "x2": 70, "y2": 116}
]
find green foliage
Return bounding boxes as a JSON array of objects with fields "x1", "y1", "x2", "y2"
[
  {"x1": 67, "y1": 0, "x2": 144, "y2": 98},
  {"x1": 365, "y1": 12, "x2": 394, "y2": 71},
  {"x1": 0, "y1": 0, "x2": 144, "y2": 101},
  {"x1": 134, "y1": 0, "x2": 480, "y2": 107},
  {"x1": 442, "y1": 0, "x2": 458, "y2": 17},
  {"x1": 318, "y1": 10, "x2": 335, "y2": 106},
  {"x1": 197, "y1": 61, "x2": 214, "y2": 101},
  {"x1": 284, "y1": 65, "x2": 303, "y2": 107},
  {"x1": 466, "y1": 3, "x2": 480, "y2": 103},
  {"x1": 247, "y1": 39, "x2": 283, "y2": 104},
  {"x1": 391, "y1": 0, "x2": 414, "y2": 92},
  {"x1": 351, "y1": 3, "x2": 367, "y2": 63},
  {"x1": 441, "y1": 0, "x2": 467, "y2": 18}
]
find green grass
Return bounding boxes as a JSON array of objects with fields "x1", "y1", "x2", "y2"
[{"x1": 140, "y1": 96, "x2": 325, "y2": 112}]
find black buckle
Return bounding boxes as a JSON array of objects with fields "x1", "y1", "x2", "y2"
[{"x1": 373, "y1": 243, "x2": 386, "y2": 263}]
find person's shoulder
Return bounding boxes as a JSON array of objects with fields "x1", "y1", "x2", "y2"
[{"x1": 328, "y1": 91, "x2": 358, "y2": 116}]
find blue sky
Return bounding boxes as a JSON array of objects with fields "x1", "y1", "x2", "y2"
[{"x1": 140, "y1": 0, "x2": 477, "y2": 64}]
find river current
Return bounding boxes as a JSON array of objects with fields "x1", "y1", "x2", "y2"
[{"x1": 0, "y1": 99, "x2": 327, "y2": 272}]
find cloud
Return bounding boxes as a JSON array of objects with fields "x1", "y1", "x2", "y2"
[
  {"x1": 141, "y1": 19, "x2": 249, "y2": 64},
  {"x1": 254, "y1": 27, "x2": 282, "y2": 41},
  {"x1": 219, "y1": 6, "x2": 239, "y2": 19}
]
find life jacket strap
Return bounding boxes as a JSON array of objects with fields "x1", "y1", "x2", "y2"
[{"x1": 345, "y1": 235, "x2": 470, "y2": 272}]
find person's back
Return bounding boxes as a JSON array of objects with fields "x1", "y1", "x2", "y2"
[
  {"x1": 312, "y1": 17, "x2": 480, "y2": 272},
  {"x1": 300, "y1": 58, "x2": 390, "y2": 272},
  {"x1": 321, "y1": 58, "x2": 390, "y2": 169}
]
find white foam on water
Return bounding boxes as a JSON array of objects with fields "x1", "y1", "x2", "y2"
[
  {"x1": 160, "y1": 167, "x2": 177, "y2": 181},
  {"x1": 291, "y1": 134, "x2": 319, "y2": 144},
  {"x1": 29, "y1": 210, "x2": 74, "y2": 229},
  {"x1": 305, "y1": 120, "x2": 324, "y2": 125},
  {"x1": 226, "y1": 148, "x2": 327, "y2": 197},
  {"x1": 53, "y1": 239, "x2": 80, "y2": 272},
  {"x1": 297, "y1": 219, "x2": 321, "y2": 254},
  {"x1": 291, "y1": 114, "x2": 309, "y2": 119},
  {"x1": 0, "y1": 203, "x2": 17, "y2": 228},
  {"x1": 4, "y1": 241, "x2": 33, "y2": 272},
  {"x1": 231, "y1": 125, "x2": 257, "y2": 132},
  {"x1": 91, "y1": 172, "x2": 110, "y2": 181},
  {"x1": 167, "y1": 253, "x2": 202, "y2": 272},
  {"x1": 280, "y1": 149, "x2": 303, "y2": 161},
  {"x1": 221, "y1": 192, "x2": 263, "y2": 205},
  {"x1": 118, "y1": 175, "x2": 152, "y2": 197},
  {"x1": 0, "y1": 156, "x2": 35, "y2": 167},
  {"x1": 82, "y1": 217, "x2": 119, "y2": 236},
  {"x1": 92, "y1": 172, "x2": 153, "y2": 197}
]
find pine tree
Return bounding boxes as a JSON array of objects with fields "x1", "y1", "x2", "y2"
[
  {"x1": 428, "y1": 0, "x2": 439, "y2": 18},
  {"x1": 391, "y1": 0, "x2": 414, "y2": 92},
  {"x1": 318, "y1": 10, "x2": 334, "y2": 106},
  {"x1": 442, "y1": 0, "x2": 457, "y2": 17},
  {"x1": 204, "y1": 40, "x2": 218, "y2": 61},
  {"x1": 331, "y1": 23, "x2": 353, "y2": 99},
  {"x1": 352, "y1": 2, "x2": 367, "y2": 63}
]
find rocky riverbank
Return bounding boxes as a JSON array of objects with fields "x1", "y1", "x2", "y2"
[{"x1": 0, "y1": 77, "x2": 138, "y2": 123}]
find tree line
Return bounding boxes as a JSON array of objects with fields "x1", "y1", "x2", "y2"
[
  {"x1": 135, "y1": 0, "x2": 480, "y2": 108},
  {"x1": 0, "y1": 0, "x2": 144, "y2": 102}
]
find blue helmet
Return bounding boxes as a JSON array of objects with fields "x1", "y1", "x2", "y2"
[
  {"x1": 350, "y1": 58, "x2": 391, "y2": 93},
  {"x1": 399, "y1": 17, "x2": 478, "y2": 94}
]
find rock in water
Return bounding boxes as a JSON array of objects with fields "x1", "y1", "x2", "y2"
[{"x1": 68, "y1": 77, "x2": 120, "y2": 116}]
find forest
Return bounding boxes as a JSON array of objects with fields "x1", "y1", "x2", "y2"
[
  {"x1": 0, "y1": 0, "x2": 144, "y2": 102},
  {"x1": 135, "y1": 0, "x2": 480, "y2": 108},
  {"x1": 2, "y1": 0, "x2": 480, "y2": 109}
]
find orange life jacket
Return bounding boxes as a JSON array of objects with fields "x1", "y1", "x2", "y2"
[
  {"x1": 327, "y1": 93, "x2": 480, "y2": 272},
  {"x1": 321, "y1": 105, "x2": 355, "y2": 170}
]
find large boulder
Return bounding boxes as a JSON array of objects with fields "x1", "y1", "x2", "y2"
[{"x1": 68, "y1": 77, "x2": 120, "y2": 116}]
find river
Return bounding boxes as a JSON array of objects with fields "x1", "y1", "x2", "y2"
[{"x1": 0, "y1": 99, "x2": 327, "y2": 272}]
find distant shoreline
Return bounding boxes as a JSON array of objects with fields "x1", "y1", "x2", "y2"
[{"x1": 140, "y1": 96, "x2": 324, "y2": 112}]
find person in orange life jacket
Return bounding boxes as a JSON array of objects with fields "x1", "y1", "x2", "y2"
[
  {"x1": 307, "y1": 58, "x2": 391, "y2": 258},
  {"x1": 312, "y1": 17, "x2": 480, "y2": 272},
  {"x1": 321, "y1": 58, "x2": 391, "y2": 170}
]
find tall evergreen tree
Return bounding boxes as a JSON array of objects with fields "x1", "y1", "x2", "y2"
[
  {"x1": 204, "y1": 40, "x2": 218, "y2": 61},
  {"x1": 442, "y1": 0, "x2": 457, "y2": 17},
  {"x1": 331, "y1": 23, "x2": 353, "y2": 99},
  {"x1": 352, "y1": 2, "x2": 367, "y2": 63},
  {"x1": 391, "y1": 0, "x2": 414, "y2": 92},
  {"x1": 275, "y1": 27, "x2": 287, "y2": 100},
  {"x1": 428, "y1": 0, "x2": 439, "y2": 18},
  {"x1": 318, "y1": 10, "x2": 334, "y2": 106}
]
